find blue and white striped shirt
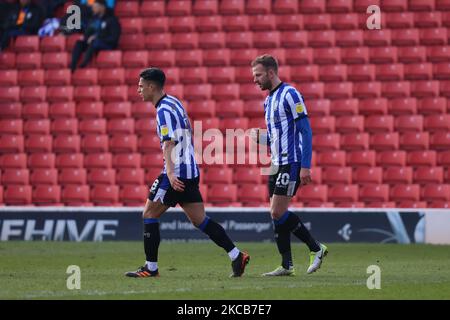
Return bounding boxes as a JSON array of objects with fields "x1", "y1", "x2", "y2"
[
  {"x1": 264, "y1": 82, "x2": 312, "y2": 167},
  {"x1": 155, "y1": 94, "x2": 199, "y2": 179}
]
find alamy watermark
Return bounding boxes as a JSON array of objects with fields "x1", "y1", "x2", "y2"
[
  {"x1": 66, "y1": 265, "x2": 81, "y2": 290},
  {"x1": 366, "y1": 265, "x2": 381, "y2": 289}
]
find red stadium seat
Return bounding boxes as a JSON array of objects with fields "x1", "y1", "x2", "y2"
[
  {"x1": 280, "y1": 31, "x2": 307, "y2": 48},
  {"x1": 369, "y1": 47, "x2": 397, "y2": 64},
  {"x1": 395, "y1": 115, "x2": 423, "y2": 132},
  {"x1": 364, "y1": 29, "x2": 391, "y2": 46},
  {"x1": 4, "y1": 186, "x2": 32, "y2": 205},
  {"x1": 0, "y1": 119, "x2": 23, "y2": 134},
  {"x1": 354, "y1": 167, "x2": 383, "y2": 184},
  {"x1": 392, "y1": 29, "x2": 419, "y2": 46},
  {"x1": 249, "y1": 15, "x2": 276, "y2": 31},
  {"x1": 341, "y1": 133, "x2": 369, "y2": 150},
  {"x1": 40, "y1": 36, "x2": 65, "y2": 52},
  {"x1": 383, "y1": 167, "x2": 413, "y2": 184},
  {"x1": 98, "y1": 69, "x2": 125, "y2": 86},
  {"x1": 238, "y1": 184, "x2": 268, "y2": 203},
  {"x1": 317, "y1": 151, "x2": 346, "y2": 167},
  {"x1": 32, "y1": 185, "x2": 61, "y2": 205},
  {"x1": 407, "y1": 150, "x2": 437, "y2": 166},
  {"x1": 1, "y1": 153, "x2": 27, "y2": 169},
  {"x1": 291, "y1": 65, "x2": 318, "y2": 82},
  {"x1": 222, "y1": 15, "x2": 248, "y2": 32},
  {"x1": 335, "y1": 30, "x2": 363, "y2": 47},
  {"x1": 120, "y1": 17, "x2": 142, "y2": 34},
  {"x1": 185, "y1": 100, "x2": 215, "y2": 118},
  {"x1": 381, "y1": 81, "x2": 410, "y2": 98},
  {"x1": 324, "y1": 82, "x2": 352, "y2": 99},
  {"x1": 0, "y1": 70, "x2": 17, "y2": 86},
  {"x1": 55, "y1": 153, "x2": 84, "y2": 169},
  {"x1": 331, "y1": 13, "x2": 358, "y2": 29},
  {"x1": 30, "y1": 169, "x2": 58, "y2": 185},
  {"x1": 375, "y1": 64, "x2": 403, "y2": 81},
  {"x1": 359, "y1": 185, "x2": 389, "y2": 202},
  {"x1": 430, "y1": 132, "x2": 450, "y2": 150},
  {"x1": 307, "y1": 99, "x2": 330, "y2": 117},
  {"x1": 180, "y1": 67, "x2": 207, "y2": 84},
  {"x1": 216, "y1": 100, "x2": 243, "y2": 118},
  {"x1": 422, "y1": 184, "x2": 450, "y2": 201},
  {"x1": 72, "y1": 68, "x2": 98, "y2": 86},
  {"x1": 398, "y1": 46, "x2": 426, "y2": 63},
  {"x1": 246, "y1": 0, "x2": 271, "y2": 14},
  {"x1": 195, "y1": 16, "x2": 221, "y2": 32},
  {"x1": 42, "y1": 52, "x2": 68, "y2": 69},
  {"x1": 45, "y1": 69, "x2": 71, "y2": 86},
  {"x1": 120, "y1": 185, "x2": 148, "y2": 205},
  {"x1": 364, "y1": 115, "x2": 393, "y2": 133},
  {"x1": 103, "y1": 102, "x2": 131, "y2": 119},
  {"x1": 77, "y1": 102, "x2": 103, "y2": 119},
  {"x1": 207, "y1": 67, "x2": 234, "y2": 84},
  {"x1": 59, "y1": 169, "x2": 87, "y2": 185},
  {"x1": 208, "y1": 184, "x2": 237, "y2": 202},
  {"x1": 335, "y1": 116, "x2": 364, "y2": 133},
  {"x1": 0, "y1": 134, "x2": 24, "y2": 153},
  {"x1": 427, "y1": 46, "x2": 450, "y2": 63},
  {"x1": 225, "y1": 32, "x2": 253, "y2": 49},
  {"x1": 0, "y1": 52, "x2": 16, "y2": 69},
  {"x1": 142, "y1": 153, "x2": 164, "y2": 170},
  {"x1": 28, "y1": 153, "x2": 56, "y2": 169},
  {"x1": 198, "y1": 32, "x2": 225, "y2": 49},
  {"x1": 205, "y1": 168, "x2": 233, "y2": 184},
  {"x1": 52, "y1": 119, "x2": 75, "y2": 136},
  {"x1": 16, "y1": 53, "x2": 41, "y2": 69},
  {"x1": 166, "y1": 0, "x2": 191, "y2": 16},
  {"x1": 376, "y1": 150, "x2": 406, "y2": 167},
  {"x1": 101, "y1": 86, "x2": 128, "y2": 102},
  {"x1": 390, "y1": 184, "x2": 420, "y2": 202},
  {"x1": 96, "y1": 51, "x2": 122, "y2": 68},
  {"x1": 138, "y1": 135, "x2": 161, "y2": 153},
  {"x1": 323, "y1": 167, "x2": 352, "y2": 184},
  {"x1": 304, "y1": 14, "x2": 331, "y2": 30},
  {"x1": 46, "y1": 86, "x2": 73, "y2": 103},
  {"x1": 341, "y1": 47, "x2": 369, "y2": 64},
  {"x1": 184, "y1": 84, "x2": 211, "y2": 101},
  {"x1": 253, "y1": 31, "x2": 280, "y2": 48},
  {"x1": 74, "y1": 86, "x2": 101, "y2": 102},
  {"x1": 273, "y1": 0, "x2": 299, "y2": 13},
  {"x1": 88, "y1": 169, "x2": 116, "y2": 185},
  {"x1": 434, "y1": 62, "x2": 450, "y2": 80},
  {"x1": 135, "y1": 118, "x2": 156, "y2": 135},
  {"x1": 424, "y1": 115, "x2": 450, "y2": 132},
  {"x1": 220, "y1": 0, "x2": 245, "y2": 15},
  {"x1": 84, "y1": 153, "x2": 112, "y2": 169},
  {"x1": 122, "y1": 51, "x2": 148, "y2": 68},
  {"x1": 212, "y1": 84, "x2": 239, "y2": 101},
  {"x1": 370, "y1": 132, "x2": 399, "y2": 150},
  {"x1": 25, "y1": 135, "x2": 52, "y2": 153},
  {"x1": 308, "y1": 31, "x2": 335, "y2": 48},
  {"x1": 24, "y1": 119, "x2": 50, "y2": 135},
  {"x1": 404, "y1": 63, "x2": 433, "y2": 80},
  {"x1": 353, "y1": 82, "x2": 381, "y2": 99},
  {"x1": 53, "y1": 135, "x2": 80, "y2": 153},
  {"x1": 48, "y1": 102, "x2": 75, "y2": 120},
  {"x1": 107, "y1": 118, "x2": 134, "y2": 135},
  {"x1": 81, "y1": 134, "x2": 109, "y2": 153},
  {"x1": 310, "y1": 116, "x2": 335, "y2": 134},
  {"x1": 109, "y1": 134, "x2": 137, "y2": 153},
  {"x1": 203, "y1": 49, "x2": 230, "y2": 67},
  {"x1": 420, "y1": 28, "x2": 447, "y2": 46},
  {"x1": 313, "y1": 134, "x2": 340, "y2": 151},
  {"x1": 319, "y1": 65, "x2": 347, "y2": 82},
  {"x1": 358, "y1": 98, "x2": 386, "y2": 115},
  {"x1": 414, "y1": 167, "x2": 444, "y2": 184},
  {"x1": 346, "y1": 150, "x2": 376, "y2": 167},
  {"x1": 2, "y1": 169, "x2": 30, "y2": 185},
  {"x1": 175, "y1": 50, "x2": 202, "y2": 67},
  {"x1": 328, "y1": 185, "x2": 358, "y2": 202},
  {"x1": 116, "y1": 168, "x2": 145, "y2": 185},
  {"x1": 90, "y1": 185, "x2": 119, "y2": 205},
  {"x1": 61, "y1": 185, "x2": 90, "y2": 205},
  {"x1": 113, "y1": 153, "x2": 141, "y2": 169}
]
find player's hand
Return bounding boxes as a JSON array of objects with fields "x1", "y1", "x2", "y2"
[
  {"x1": 300, "y1": 168, "x2": 312, "y2": 186},
  {"x1": 87, "y1": 35, "x2": 96, "y2": 44},
  {"x1": 168, "y1": 173, "x2": 185, "y2": 192},
  {"x1": 249, "y1": 128, "x2": 260, "y2": 143}
]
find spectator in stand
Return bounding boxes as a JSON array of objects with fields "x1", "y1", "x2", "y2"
[
  {"x1": 69, "y1": 0, "x2": 120, "y2": 72},
  {"x1": 1, "y1": 0, "x2": 44, "y2": 51}
]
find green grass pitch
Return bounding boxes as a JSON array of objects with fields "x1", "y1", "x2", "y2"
[{"x1": 1, "y1": 242, "x2": 449, "y2": 300}]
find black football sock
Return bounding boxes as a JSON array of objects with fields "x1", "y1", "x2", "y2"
[
  {"x1": 143, "y1": 218, "x2": 160, "y2": 263},
  {"x1": 289, "y1": 214, "x2": 321, "y2": 252},
  {"x1": 273, "y1": 222, "x2": 292, "y2": 269},
  {"x1": 198, "y1": 216, "x2": 235, "y2": 253}
]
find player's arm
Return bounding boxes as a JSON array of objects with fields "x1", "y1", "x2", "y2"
[
  {"x1": 287, "y1": 89, "x2": 312, "y2": 185},
  {"x1": 296, "y1": 116, "x2": 313, "y2": 185},
  {"x1": 158, "y1": 108, "x2": 185, "y2": 191},
  {"x1": 162, "y1": 140, "x2": 185, "y2": 192}
]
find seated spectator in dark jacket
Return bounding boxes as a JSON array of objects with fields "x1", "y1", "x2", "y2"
[
  {"x1": 70, "y1": 0, "x2": 120, "y2": 72},
  {"x1": 1, "y1": 0, "x2": 44, "y2": 51}
]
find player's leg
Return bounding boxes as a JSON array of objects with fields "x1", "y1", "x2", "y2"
[
  {"x1": 181, "y1": 201, "x2": 249, "y2": 277},
  {"x1": 125, "y1": 175, "x2": 170, "y2": 278}
]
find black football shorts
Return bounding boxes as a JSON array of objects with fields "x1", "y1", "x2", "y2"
[
  {"x1": 148, "y1": 173, "x2": 203, "y2": 207},
  {"x1": 268, "y1": 163, "x2": 301, "y2": 198}
]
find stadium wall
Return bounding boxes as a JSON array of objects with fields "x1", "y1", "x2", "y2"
[{"x1": 1, "y1": 207, "x2": 449, "y2": 244}]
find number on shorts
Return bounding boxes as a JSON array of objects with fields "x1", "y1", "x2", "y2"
[{"x1": 276, "y1": 173, "x2": 290, "y2": 186}]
